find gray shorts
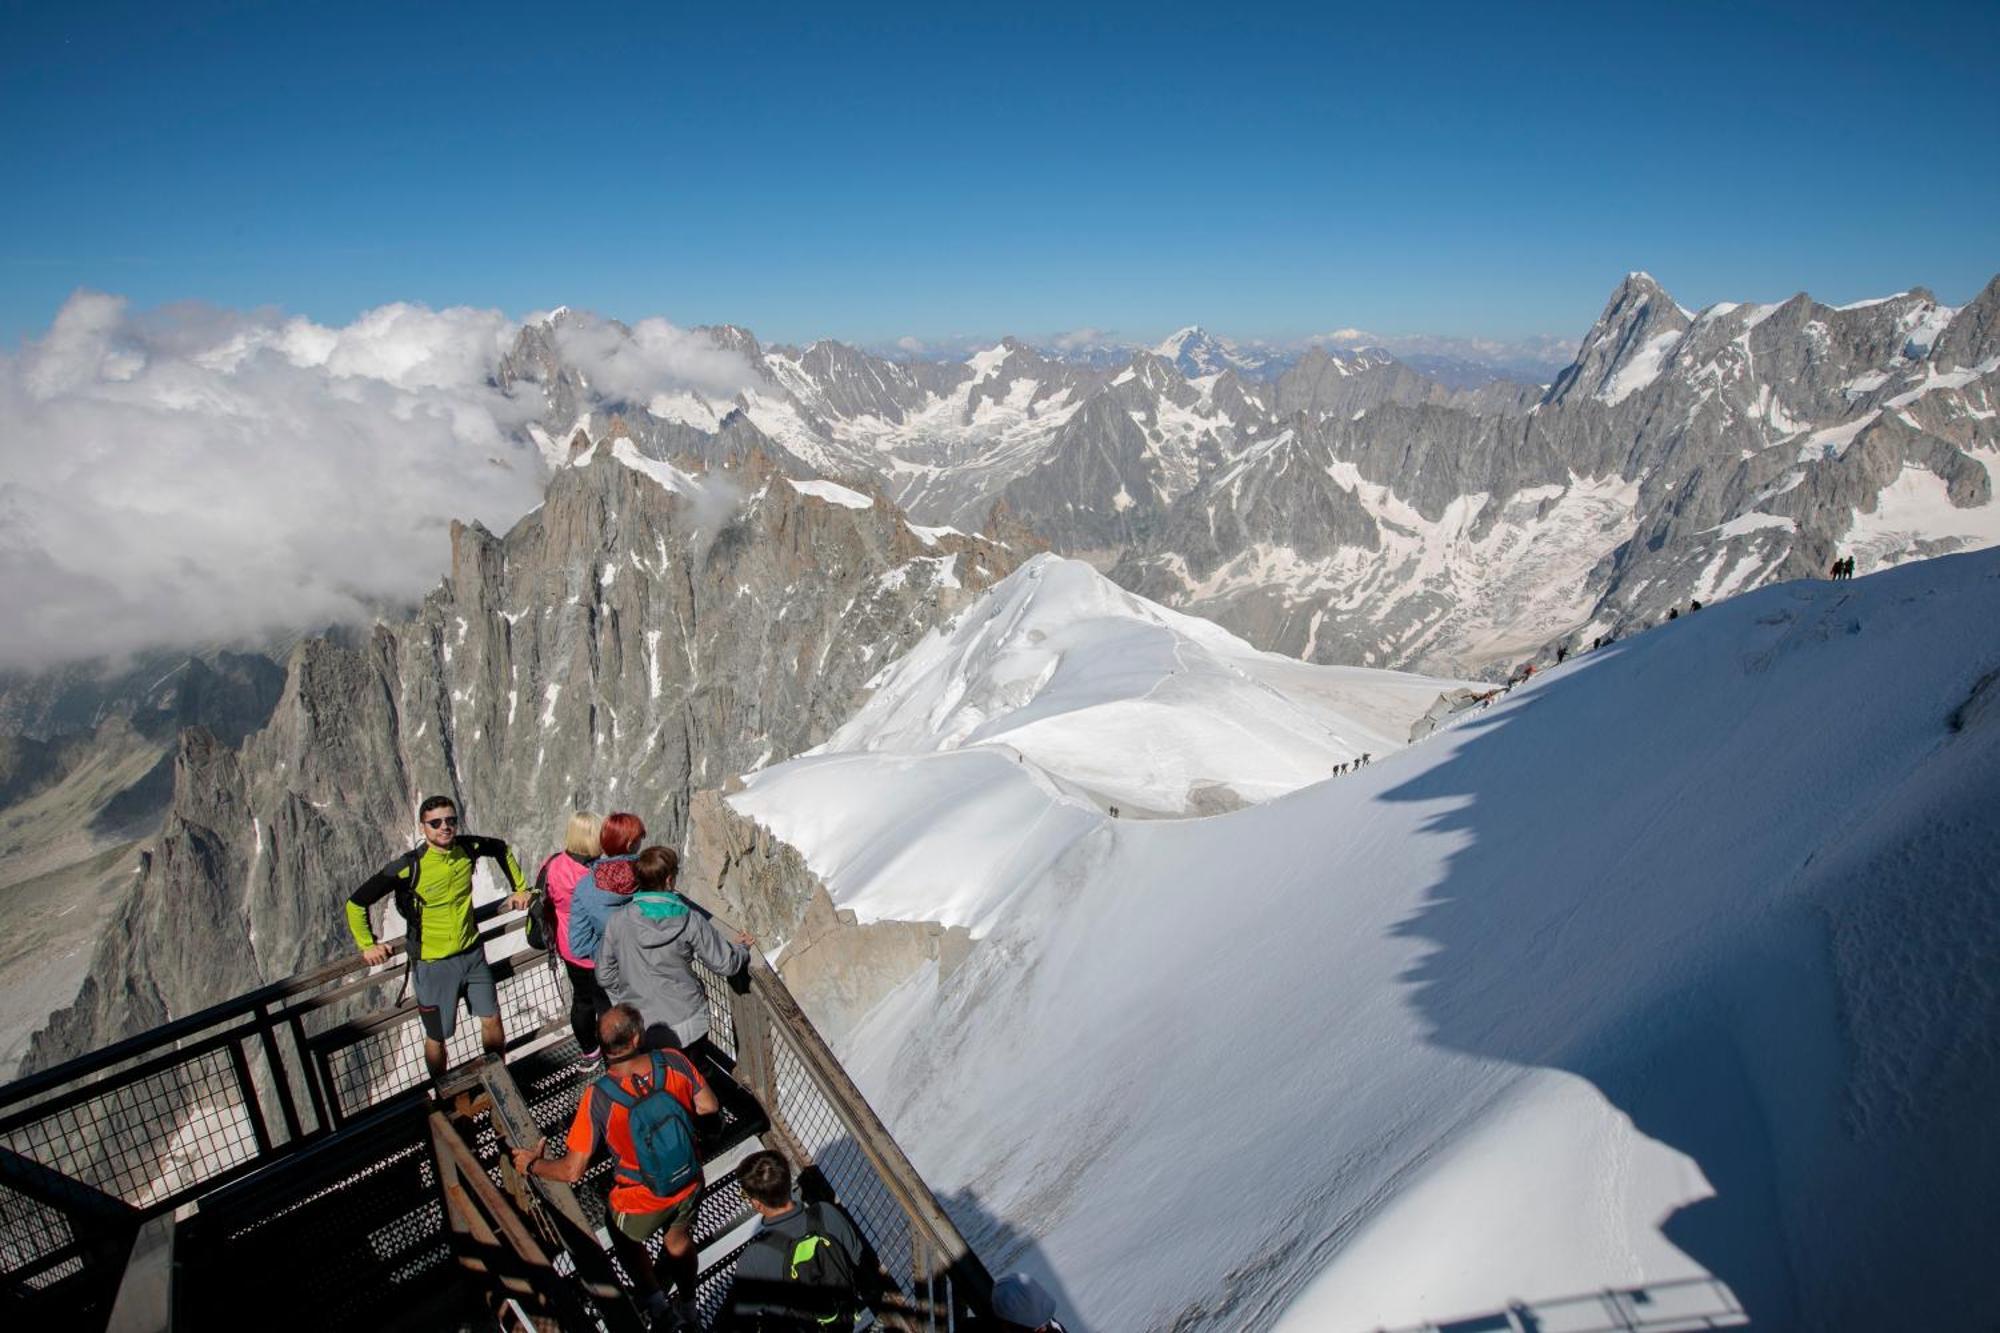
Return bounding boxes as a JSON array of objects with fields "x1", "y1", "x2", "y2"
[{"x1": 413, "y1": 947, "x2": 497, "y2": 1041}]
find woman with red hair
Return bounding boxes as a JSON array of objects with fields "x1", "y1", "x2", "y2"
[
  {"x1": 564, "y1": 812, "x2": 648, "y2": 1015},
  {"x1": 599, "y1": 812, "x2": 646, "y2": 858}
]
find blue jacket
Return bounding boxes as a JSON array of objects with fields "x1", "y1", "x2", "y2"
[{"x1": 565, "y1": 852, "x2": 638, "y2": 964}]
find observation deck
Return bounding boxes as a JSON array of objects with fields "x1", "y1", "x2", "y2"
[{"x1": 1, "y1": 901, "x2": 992, "y2": 1331}]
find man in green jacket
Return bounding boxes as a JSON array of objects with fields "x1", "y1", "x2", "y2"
[{"x1": 346, "y1": 794, "x2": 534, "y2": 1078}]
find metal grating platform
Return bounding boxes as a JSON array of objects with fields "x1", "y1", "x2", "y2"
[{"x1": 172, "y1": 1033, "x2": 770, "y2": 1332}]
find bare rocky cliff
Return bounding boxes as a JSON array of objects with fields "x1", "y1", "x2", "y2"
[{"x1": 25, "y1": 440, "x2": 1020, "y2": 1070}]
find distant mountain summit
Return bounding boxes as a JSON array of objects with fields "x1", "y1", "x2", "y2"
[{"x1": 1150, "y1": 325, "x2": 1285, "y2": 379}]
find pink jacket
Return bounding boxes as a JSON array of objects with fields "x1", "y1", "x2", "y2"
[{"x1": 542, "y1": 852, "x2": 597, "y2": 967}]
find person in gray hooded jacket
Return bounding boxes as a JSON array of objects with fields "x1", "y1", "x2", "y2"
[{"x1": 596, "y1": 845, "x2": 752, "y2": 1055}]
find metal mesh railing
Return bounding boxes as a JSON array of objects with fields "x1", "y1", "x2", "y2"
[
  {"x1": 1, "y1": 1142, "x2": 146, "y2": 1329},
  {"x1": 317, "y1": 950, "x2": 569, "y2": 1123},
  {"x1": 769, "y1": 1035, "x2": 924, "y2": 1300},
  {"x1": 0, "y1": 1183, "x2": 80, "y2": 1291},
  {"x1": 694, "y1": 960, "x2": 739, "y2": 1061},
  {"x1": 0, "y1": 901, "x2": 553, "y2": 1230},
  {"x1": 1370, "y1": 1276, "x2": 1747, "y2": 1333},
  {"x1": 170, "y1": 1102, "x2": 458, "y2": 1332},
  {"x1": 721, "y1": 955, "x2": 988, "y2": 1329},
  {"x1": 2, "y1": 1039, "x2": 259, "y2": 1209}
]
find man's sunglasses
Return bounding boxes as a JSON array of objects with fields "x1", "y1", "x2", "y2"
[{"x1": 424, "y1": 816, "x2": 459, "y2": 829}]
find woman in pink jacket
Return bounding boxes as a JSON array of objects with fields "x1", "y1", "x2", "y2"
[{"x1": 541, "y1": 811, "x2": 607, "y2": 1060}]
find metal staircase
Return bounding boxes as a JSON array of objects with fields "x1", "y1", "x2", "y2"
[{"x1": 0, "y1": 901, "x2": 992, "y2": 1331}]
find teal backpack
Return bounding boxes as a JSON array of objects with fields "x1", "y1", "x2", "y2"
[{"x1": 591, "y1": 1051, "x2": 699, "y2": 1198}]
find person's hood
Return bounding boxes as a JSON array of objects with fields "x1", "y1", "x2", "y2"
[
  {"x1": 625, "y1": 891, "x2": 693, "y2": 944},
  {"x1": 594, "y1": 858, "x2": 639, "y2": 897}
]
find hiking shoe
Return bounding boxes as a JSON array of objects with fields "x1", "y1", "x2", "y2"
[{"x1": 579, "y1": 1047, "x2": 604, "y2": 1069}]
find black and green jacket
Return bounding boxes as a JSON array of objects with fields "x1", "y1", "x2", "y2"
[{"x1": 346, "y1": 836, "x2": 526, "y2": 961}]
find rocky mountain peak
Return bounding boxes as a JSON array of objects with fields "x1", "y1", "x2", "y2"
[
  {"x1": 1153, "y1": 325, "x2": 1253, "y2": 379},
  {"x1": 1933, "y1": 273, "x2": 2000, "y2": 371},
  {"x1": 696, "y1": 323, "x2": 765, "y2": 362},
  {"x1": 1153, "y1": 325, "x2": 1208, "y2": 354},
  {"x1": 1544, "y1": 272, "x2": 1694, "y2": 405}
]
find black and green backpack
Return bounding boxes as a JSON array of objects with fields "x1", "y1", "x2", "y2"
[{"x1": 751, "y1": 1203, "x2": 858, "y2": 1329}]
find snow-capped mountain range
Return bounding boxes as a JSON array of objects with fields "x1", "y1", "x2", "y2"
[
  {"x1": 864, "y1": 327, "x2": 1575, "y2": 386},
  {"x1": 498, "y1": 269, "x2": 2000, "y2": 677}
]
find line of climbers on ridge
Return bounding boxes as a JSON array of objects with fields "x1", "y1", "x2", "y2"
[
  {"x1": 345, "y1": 798, "x2": 1070, "y2": 1333},
  {"x1": 1550, "y1": 552, "x2": 1861, "y2": 674}
]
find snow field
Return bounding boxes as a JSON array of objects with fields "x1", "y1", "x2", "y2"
[{"x1": 735, "y1": 550, "x2": 2000, "y2": 1331}]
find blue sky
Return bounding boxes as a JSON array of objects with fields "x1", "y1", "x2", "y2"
[{"x1": 3, "y1": 0, "x2": 1996, "y2": 347}]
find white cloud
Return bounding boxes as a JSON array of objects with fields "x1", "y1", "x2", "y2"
[
  {"x1": 1048, "y1": 326, "x2": 1113, "y2": 351},
  {"x1": 1308, "y1": 327, "x2": 1377, "y2": 347},
  {"x1": 896, "y1": 335, "x2": 924, "y2": 353},
  {"x1": 550, "y1": 314, "x2": 762, "y2": 402},
  {"x1": 1303, "y1": 327, "x2": 1579, "y2": 372},
  {"x1": 0, "y1": 292, "x2": 550, "y2": 669}
]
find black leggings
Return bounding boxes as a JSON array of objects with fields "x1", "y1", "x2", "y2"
[{"x1": 564, "y1": 958, "x2": 612, "y2": 1052}]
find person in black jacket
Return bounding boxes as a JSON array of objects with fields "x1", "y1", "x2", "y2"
[{"x1": 719, "y1": 1150, "x2": 882, "y2": 1330}]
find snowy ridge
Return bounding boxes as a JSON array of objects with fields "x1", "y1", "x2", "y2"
[
  {"x1": 737, "y1": 551, "x2": 2000, "y2": 1331},
  {"x1": 820, "y1": 554, "x2": 1458, "y2": 789},
  {"x1": 731, "y1": 556, "x2": 1467, "y2": 931}
]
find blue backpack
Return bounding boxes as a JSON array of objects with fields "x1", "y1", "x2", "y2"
[{"x1": 592, "y1": 1051, "x2": 700, "y2": 1198}]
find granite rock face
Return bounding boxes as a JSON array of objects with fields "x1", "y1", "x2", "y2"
[
  {"x1": 0, "y1": 650, "x2": 287, "y2": 1073},
  {"x1": 0, "y1": 650, "x2": 285, "y2": 747},
  {"x1": 25, "y1": 441, "x2": 1020, "y2": 1068}
]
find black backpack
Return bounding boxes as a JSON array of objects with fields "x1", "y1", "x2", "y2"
[
  {"x1": 524, "y1": 855, "x2": 558, "y2": 963},
  {"x1": 744, "y1": 1203, "x2": 858, "y2": 1329},
  {"x1": 389, "y1": 846, "x2": 428, "y2": 948}
]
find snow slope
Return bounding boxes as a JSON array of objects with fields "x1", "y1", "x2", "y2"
[
  {"x1": 729, "y1": 557, "x2": 1468, "y2": 933},
  {"x1": 731, "y1": 552, "x2": 2000, "y2": 1330}
]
